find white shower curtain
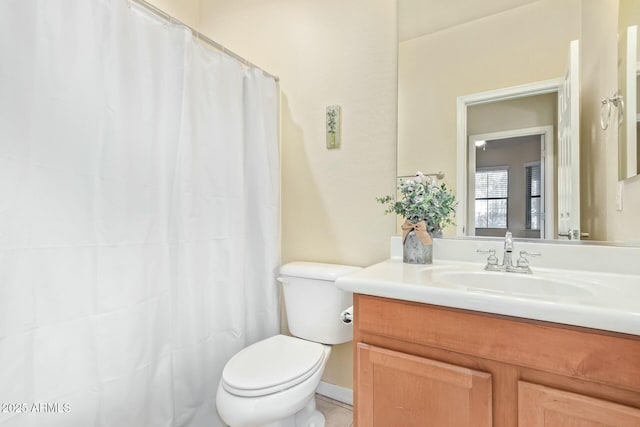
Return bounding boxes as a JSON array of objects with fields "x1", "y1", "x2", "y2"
[{"x1": 0, "y1": 1, "x2": 280, "y2": 426}]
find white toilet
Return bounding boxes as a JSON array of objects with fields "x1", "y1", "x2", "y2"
[{"x1": 216, "y1": 262, "x2": 360, "y2": 427}]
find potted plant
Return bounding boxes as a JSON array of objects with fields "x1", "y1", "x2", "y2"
[{"x1": 377, "y1": 172, "x2": 457, "y2": 264}]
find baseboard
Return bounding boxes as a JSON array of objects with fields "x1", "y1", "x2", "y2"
[{"x1": 316, "y1": 381, "x2": 353, "y2": 406}]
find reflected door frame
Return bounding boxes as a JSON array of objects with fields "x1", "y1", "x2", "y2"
[
  {"x1": 456, "y1": 78, "x2": 563, "y2": 238},
  {"x1": 467, "y1": 126, "x2": 554, "y2": 239}
]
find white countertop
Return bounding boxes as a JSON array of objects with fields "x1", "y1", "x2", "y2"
[{"x1": 336, "y1": 258, "x2": 640, "y2": 336}]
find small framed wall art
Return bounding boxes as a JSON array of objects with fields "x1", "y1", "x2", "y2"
[{"x1": 326, "y1": 105, "x2": 341, "y2": 149}]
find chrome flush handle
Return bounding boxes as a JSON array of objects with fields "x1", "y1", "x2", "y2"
[{"x1": 340, "y1": 306, "x2": 353, "y2": 325}]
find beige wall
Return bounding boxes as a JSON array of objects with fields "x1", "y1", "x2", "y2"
[
  {"x1": 584, "y1": 0, "x2": 640, "y2": 243},
  {"x1": 613, "y1": 0, "x2": 640, "y2": 244},
  {"x1": 580, "y1": 0, "x2": 617, "y2": 241},
  {"x1": 145, "y1": 0, "x2": 398, "y2": 390},
  {"x1": 467, "y1": 93, "x2": 557, "y2": 136},
  {"x1": 581, "y1": 0, "x2": 640, "y2": 243},
  {"x1": 616, "y1": 0, "x2": 640, "y2": 177}
]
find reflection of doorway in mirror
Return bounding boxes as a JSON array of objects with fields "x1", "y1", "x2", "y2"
[
  {"x1": 468, "y1": 130, "x2": 551, "y2": 240},
  {"x1": 456, "y1": 71, "x2": 579, "y2": 241}
]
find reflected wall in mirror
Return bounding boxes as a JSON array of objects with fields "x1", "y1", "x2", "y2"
[
  {"x1": 398, "y1": 0, "x2": 640, "y2": 243},
  {"x1": 618, "y1": 0, "x2": 640, "y2": 180}
]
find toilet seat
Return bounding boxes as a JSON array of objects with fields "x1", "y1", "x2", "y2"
[{"x1": 221, "y1": 335, "x2": 326, "y2": 397}]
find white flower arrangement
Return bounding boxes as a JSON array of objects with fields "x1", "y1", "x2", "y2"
[{"x1": 377, "y1": 172, "x2": 457, "y2": 233}]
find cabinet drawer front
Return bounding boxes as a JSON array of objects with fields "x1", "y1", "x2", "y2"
[
  {"x1": 357, "y1": 295, "x2": 640, "y2": 391},
  {"x1": 518, "y1": 381, "x2": 640, "y2": 426},
  {"x1": 357, "y1": 343, "x2": 492, "y2": 427}
]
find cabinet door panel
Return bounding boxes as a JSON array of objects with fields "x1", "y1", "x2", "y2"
[
  {"x1": 518, "y1": 381, "x2": 640, "y2": 426},
  {"x1": 357, "y1": 343, "x2": 492, "y2": 427}
]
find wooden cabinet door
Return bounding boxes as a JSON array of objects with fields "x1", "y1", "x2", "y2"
[
  {"x1": 356, "y1": 343, "x2": 492, "y2": 427},
  {"x1": 518, "y1": 381, "x2": 640, "y2": 426}
]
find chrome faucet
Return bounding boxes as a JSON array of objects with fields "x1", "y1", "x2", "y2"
[
  {"x1": 477, "y1": 231, "x2": 540, "y2": 274},
  {"x1": 503, "y1": 231, "x2": 514, "y2": 270}
]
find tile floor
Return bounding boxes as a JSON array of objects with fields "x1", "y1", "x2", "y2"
[{"x1": 315, "y1": 394, "x2": 353, "y2": 427}]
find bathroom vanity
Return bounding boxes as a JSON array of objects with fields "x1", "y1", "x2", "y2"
[
  {"x1": 353, "y1": 294, "x2": 640, "y2": 426},
  {"x1": 337, "y1": 239, "x2": 640, "y2": 427}
]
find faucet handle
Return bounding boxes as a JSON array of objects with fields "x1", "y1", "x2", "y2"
[
  {"x1": 477, "y1": 249, "x2": 498, "y2": 266},
  {"x1": 520, "y1": 251, "x2": 541, "y2": 257},
  {"x1": 517, "y1": 251, "x2": 541, "y2": 268}
]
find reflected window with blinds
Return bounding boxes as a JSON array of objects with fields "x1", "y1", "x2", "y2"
[
  {"x1": 526, "y1": 162, "x2": 541, "y2": 230},
  {"x1": 475, "y1": 168, "x2": 508, "y2": 229}
]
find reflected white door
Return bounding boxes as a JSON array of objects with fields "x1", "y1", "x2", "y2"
[{"x1": 557, "y1": 39, "x2": 580, "y2": 240}]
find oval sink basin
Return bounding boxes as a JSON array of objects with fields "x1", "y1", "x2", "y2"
[{"x1": 434, "y1": 271, "x2": 593, "y2": 299}]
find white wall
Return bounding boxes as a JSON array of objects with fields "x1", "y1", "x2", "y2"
[{"x1": 145, "y1": 0, "x2": 398, "y2": 390}]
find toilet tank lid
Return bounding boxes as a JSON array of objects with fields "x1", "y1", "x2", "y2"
[{"x1": 279, "y1": 262, "x2": 362, "y2": 281}]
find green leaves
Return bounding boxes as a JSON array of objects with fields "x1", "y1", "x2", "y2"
[
  {"x1": 377, "y1": 176, "x2": 457, "y2": 232},
  {"x1": 327, "y1": 108, "x2": 338, "y2": 135}
]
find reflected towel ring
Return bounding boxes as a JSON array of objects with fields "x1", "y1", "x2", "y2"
[{"x1": 600, "y1": 93, "x2": 624, "y2": 130}]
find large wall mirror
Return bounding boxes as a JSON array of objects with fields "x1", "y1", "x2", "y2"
[{"x1": 398, "y1": 0, "x2": 637, "y2": 243}]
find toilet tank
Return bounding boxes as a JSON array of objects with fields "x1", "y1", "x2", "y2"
[{"x1": 279, "y1": 262, "x2": 361, "y2": 345}]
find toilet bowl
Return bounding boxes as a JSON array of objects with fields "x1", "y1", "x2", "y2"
[
  {"x1": 216, "y1": 335, "x2": 331, "y2": 427},
  {"x1": 215, "y1": 262, "x2": 361, "y2": 427}
]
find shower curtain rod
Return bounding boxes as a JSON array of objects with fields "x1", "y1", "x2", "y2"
[{"x1": 128, "y1": 0, "x2": 279, "y2": 82}]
